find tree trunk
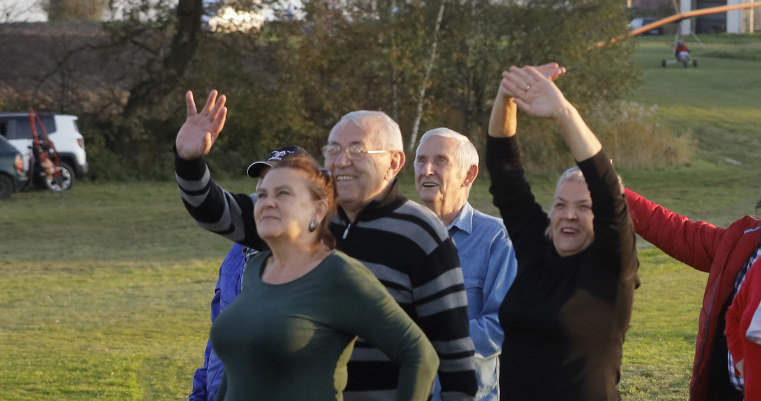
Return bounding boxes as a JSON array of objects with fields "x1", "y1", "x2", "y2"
[
  {"x1": 407, "y1": 0, "x2": 446, "y2": 152},
  {"x1": 117, "y1": 0, "x2": 204, "y2": 168}
]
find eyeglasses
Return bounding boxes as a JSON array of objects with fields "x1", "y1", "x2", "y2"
[{"x1": 321, "y1": 144, "x2": 392, "y2": 161}]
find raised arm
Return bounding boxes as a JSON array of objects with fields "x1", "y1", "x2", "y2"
[
  {"x1": 500, "y1": 65, "x2": 600, "y2": 162},
  {"x1": 173, "y1": 90, "x2": 264, "y2": 250}
]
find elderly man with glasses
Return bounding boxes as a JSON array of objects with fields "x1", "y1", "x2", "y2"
[{"x1": 174, "y1": 91, "x2": 477, "y2": 401}]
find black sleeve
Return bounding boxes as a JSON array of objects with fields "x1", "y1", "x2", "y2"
[{"x1": 175, "y1": 152, "x2": 265, "y2": 250}]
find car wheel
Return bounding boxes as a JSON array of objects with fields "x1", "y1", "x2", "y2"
[
  {"x1": 44, "y1": 162, "x2": 74, "y2": 191},
  {"x1": 0, "y1": 174, "x2": 13, "y2": 200}
]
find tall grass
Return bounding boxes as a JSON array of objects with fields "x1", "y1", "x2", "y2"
[{"x1": 588, "y1": 100, "x2": 696, "y2": 169}]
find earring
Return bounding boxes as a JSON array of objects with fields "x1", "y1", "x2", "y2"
[{"x1": 308, "y1": 219, "x2": 318, "y2": 232}]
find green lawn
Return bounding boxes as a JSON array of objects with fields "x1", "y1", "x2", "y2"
[{"x1": 2, "y1": 33, "x2": 761, "y2": 400}]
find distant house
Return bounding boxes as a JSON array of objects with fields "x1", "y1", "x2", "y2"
[
  {"x1": 202, "y1": 0, "x2": 304, "y2": 32},
  {"x1": 629, "y1": 0, "x2": 672, "y2": 11},
  {"x1": 630, "y1": 0, "x2": 758, "y2": 33},
  {"x1": 688, "y1": 0, "x2": 759, "y2": 33}
]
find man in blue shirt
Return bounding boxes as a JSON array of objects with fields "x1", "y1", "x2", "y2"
[{"x1": 414, "y1": 128, "x2": 518, "y2": 401}]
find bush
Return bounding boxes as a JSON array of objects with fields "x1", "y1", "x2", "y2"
[
  {"x1": 496, "y1": 100, "x2": 696, "y2": 175},
  {"x1": 589, "y1": 100, "x2": 696, "y2": 169}
]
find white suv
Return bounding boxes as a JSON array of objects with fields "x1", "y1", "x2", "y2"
[{"x1": 0, "y1": 112, "x2": 88, "y2": 185}]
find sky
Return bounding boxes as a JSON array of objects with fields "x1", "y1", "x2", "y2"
[
  {"x1": 0, "y1": 0, "x2": 47, "y2": 22},
  {"x1": 0, "y1": 0, "x2": 304, "y2": 25}
]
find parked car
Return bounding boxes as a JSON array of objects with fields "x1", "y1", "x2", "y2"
[
  {"x1": 629, "y1": 17, "x2": 664, "y2": 35},
  {"x1": 0, "y1": 135, "x2": 29, "y2": 199},
  {"x1": 0, "y1": 112, "x2": 88, "y2": 188}
]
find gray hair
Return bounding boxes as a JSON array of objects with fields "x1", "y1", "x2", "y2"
[
  {"x1": 545, "y1": 166, "x2": 587, "y2": 239},
  {"x1": 554, "y1": 166, "x2": 585, "y2": 199},
  {"x1": 329, "y1": 110, "x2": 403, "y2": 151},
  {"x1": 416, "y1": 128, "x2": 479, "y2": 177}
]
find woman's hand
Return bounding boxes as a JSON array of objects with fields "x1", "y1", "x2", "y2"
[
  {"x1": 500, "y1": 65, "x2": 570, "y2": 119},
  {"x1": 490, "y1": 63, "x2": 566, "y2": 138},
  {"x1": 498, "y1": 63, "x2": 566, "y2": 99},
  {"x1": 500, "y1": 63, "x2": 600, "y2": 160},
  {"x1": 175, "y1": 90, "x2": 228, "y2": 160}
]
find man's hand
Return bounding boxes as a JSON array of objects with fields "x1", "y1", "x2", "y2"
[{"x1": 175, "y1": 90, "x2": 228, "y2": 160}]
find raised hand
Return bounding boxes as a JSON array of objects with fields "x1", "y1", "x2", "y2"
[
  {"x1": 175, "y1": 90, "x2": 228, "y2": 160},
  {"x1": 500, "y1": 65, "x2": 569, "y2": 119},
  {"x1": 498, "y1": 62, "x2": 566, "y2": 98}
]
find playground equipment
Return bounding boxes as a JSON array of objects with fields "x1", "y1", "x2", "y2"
[{"x1": 28, "y1": 109, "x2": 73, "y2": 191}]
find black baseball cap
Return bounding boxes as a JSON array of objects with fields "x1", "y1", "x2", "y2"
[{"x1": 246, "y1": 145, "x2": 310, "y2": 178}]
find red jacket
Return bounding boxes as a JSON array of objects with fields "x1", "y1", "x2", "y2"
[
  {"x1": 625, "y1": 188, "x2": 761, "y2": 401},
  {"x1": 725, "y1": 262, "x2": 761, "y2": 401}
]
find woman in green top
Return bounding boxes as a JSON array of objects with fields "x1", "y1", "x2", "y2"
[{"x1": 209, "y1": 155, "x2": 439, "y2": 401}]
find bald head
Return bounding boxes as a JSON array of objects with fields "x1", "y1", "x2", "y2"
[{"x1": 329, "y1": 111, "x2": 404, "y2": 151}]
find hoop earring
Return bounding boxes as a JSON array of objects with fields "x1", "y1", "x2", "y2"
[{"x1": 308, "y1": 219, "x2": 318, "y2": 232}]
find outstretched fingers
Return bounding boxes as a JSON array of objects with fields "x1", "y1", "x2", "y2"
[
  {"x1": 186, "y1": 90, "x2": 197, "y2": 117},
  {"x1": 211, "y1": 94, "x2": 226, "y2": 121},
  {"x1": 211, "y1": 105, "x2": 228, "y2": 139},
  {"x1": 535, "y1": 63, "x2": 566, "y2": 81},
  {"x1": 202, "y1": 90, "x2": 217, "y2": 115},
  {"x1": 176, "y1": 89, "x2": 229, "y2": 160},
  {"x1": 201, "y1": 90, "x2": 227, "y2": 134}
]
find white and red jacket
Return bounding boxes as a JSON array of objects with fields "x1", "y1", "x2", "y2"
[{"x1": 626, "y1": 188, "x2": 761, "y2": 401}]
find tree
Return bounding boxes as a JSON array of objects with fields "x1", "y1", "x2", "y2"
[
  {"x1": 1, "y1": 0, "x2": 648, "y2": 179},
  {"x1": 421, "y1": 0, "x2": 640, "y2": 172},
  {"x1": 88, "y1": 0, "x2": 205, "y2": 175}
]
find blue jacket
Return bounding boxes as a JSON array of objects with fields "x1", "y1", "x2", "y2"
[{"x1": 189, "y1": 243, "x2": 246, "y2": 401}]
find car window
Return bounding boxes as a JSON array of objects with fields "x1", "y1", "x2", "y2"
[
  {"x1": 39, "y1": 115, "x2": 57, "y2": 135},
  {"x1": 7, "y1": 115, "x2": 57, "y2": 140},
  {"x1": 10, "y1": 117, "x2": 33, "y2": 140},
  {"x1": 0, "y1": 118, "x2": 17, "y2": 139}
]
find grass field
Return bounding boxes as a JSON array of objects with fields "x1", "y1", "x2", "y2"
[{"x1": 2, "y1": 33, "x2": 761, "y2": 400}]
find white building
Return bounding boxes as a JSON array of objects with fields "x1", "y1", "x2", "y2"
[
  {"x1": 203, "y1": 0, "x2": 304, "y2": 32},
  {"x1": 678, "y1": 0, "x2": 760, "y2": 33}
]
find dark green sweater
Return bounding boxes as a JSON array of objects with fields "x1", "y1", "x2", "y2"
[{"x1": 210, "y1": 250, "x2": 438, "y2": 401}]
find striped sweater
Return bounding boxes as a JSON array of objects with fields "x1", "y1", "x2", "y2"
[{"x1": 175, "y1": 154, "x2": 477, "y2": 401}]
